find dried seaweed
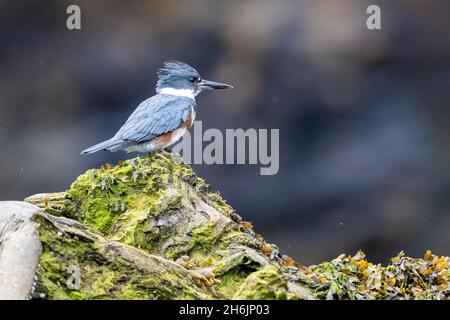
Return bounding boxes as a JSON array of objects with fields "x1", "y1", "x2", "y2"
[{"x1": 299, "y1": 250, "x2": 449, "y2": 300}]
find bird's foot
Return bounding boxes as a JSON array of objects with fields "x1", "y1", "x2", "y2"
[
  {"x1": 147, "y1": 150, "x2": 157, "y2": 158},
  {"x1": 159, "y1": 147, "x2": 174, "y2": 158}
]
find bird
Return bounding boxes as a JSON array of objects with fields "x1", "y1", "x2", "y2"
[{"x1": 81, "y1": 60, "x2": 232, "y2": 155}]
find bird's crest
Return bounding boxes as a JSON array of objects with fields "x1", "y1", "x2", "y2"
[{"x1": 156, "y1": 60, "x2": 200, "y2": 91}]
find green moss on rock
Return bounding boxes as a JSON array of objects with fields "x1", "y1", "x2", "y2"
[
  {"x1": 27, "y1": 153, "x2": 299, "y2": 300},
  {"x1": 23, "y1": 153, "x2": 449, "y2": 300},
  {"x1": 233, "y1": 266, "x2": 298, "y2": 300},
  {"x1": 191, "y1": 221, "x2": 218, "y2": 249},
  {"x1": 33, "y1": 214, "x2": 211, "y2": 300}
]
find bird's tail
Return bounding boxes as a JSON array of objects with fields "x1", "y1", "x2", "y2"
[{"x1": 81, "y1": 138, "x2": 118, "y2": 155}]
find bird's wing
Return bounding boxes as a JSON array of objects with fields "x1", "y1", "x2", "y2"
[{"x1": 116, "y1": 95, "x2": 194, "y2": 143}]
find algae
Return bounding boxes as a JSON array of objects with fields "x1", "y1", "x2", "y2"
[{"x1": 22, "y1": 152, "x2": 450, "y2": 300}]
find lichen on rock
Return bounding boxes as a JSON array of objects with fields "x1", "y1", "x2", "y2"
[
  {"x1": 18, "y1": 152, "x2": 450, "y2": 300},
  {"x1": 34, "y1": 212, "x2": 211, "y2": 300},
  {"x1": 232, "y1": 265, "x2": 300, "y2": 299},
  {"x1": 24, "y1": 152, "x2": 307, "y2": 300}
]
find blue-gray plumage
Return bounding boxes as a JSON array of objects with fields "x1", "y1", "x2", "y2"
[{"x1": 81, "y1": 61, "x2": 232, "y2": 155}]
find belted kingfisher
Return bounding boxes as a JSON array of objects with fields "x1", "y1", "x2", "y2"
[{"x1": 81, "y1": 60, "x2": 232, "y2": 155}]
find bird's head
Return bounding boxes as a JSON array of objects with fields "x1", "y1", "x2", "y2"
[{"x1": 156, "y1": 60, "x2": 233, "y2": 98}]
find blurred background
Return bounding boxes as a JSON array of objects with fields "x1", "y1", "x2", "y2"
[{"x1": 0, "y1": 0, "x2": 449, "y2": 265}]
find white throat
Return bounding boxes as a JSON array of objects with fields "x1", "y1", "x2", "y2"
[{"x1": 158, "y1": 87, "x2": 196, "y2": 100}]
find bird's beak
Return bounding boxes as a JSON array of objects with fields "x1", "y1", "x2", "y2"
[{"x1": 200, "y1": 79, "x2": 233, "y2": 90}]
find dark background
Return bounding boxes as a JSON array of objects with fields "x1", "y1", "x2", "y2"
[{"x1": 0, "y1": 0, "x2": 449, "y2": 265}]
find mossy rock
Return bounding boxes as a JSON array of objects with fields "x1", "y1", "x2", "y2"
[
  {"x1": 3, "y1": 152, "x2": 446, "y2": 300},
  {"x1": 22, "y1": 152, "x2": 310, "y2": 300}
]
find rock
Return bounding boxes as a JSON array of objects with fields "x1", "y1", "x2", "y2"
[
  {"x1": 0, "y1": 202, "x2": 42, "y2": 300},
  {"x1": 32, "y1": 209, "x2": 212, "y2": 299},
  {"x1": 20, "y1": 152, "x2": 311, "y2": 299},
  {"x1": 0, "y1": 152, "x2": 446, "y2": 300}
]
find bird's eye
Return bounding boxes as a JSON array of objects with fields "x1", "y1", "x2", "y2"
[{"x1": 189, "y1": 77, "x2": 200, "y2": 83}]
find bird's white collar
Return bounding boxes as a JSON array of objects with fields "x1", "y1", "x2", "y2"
[{"x1": 158, "y1": 87, "x2": 196, "y2": 100}]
